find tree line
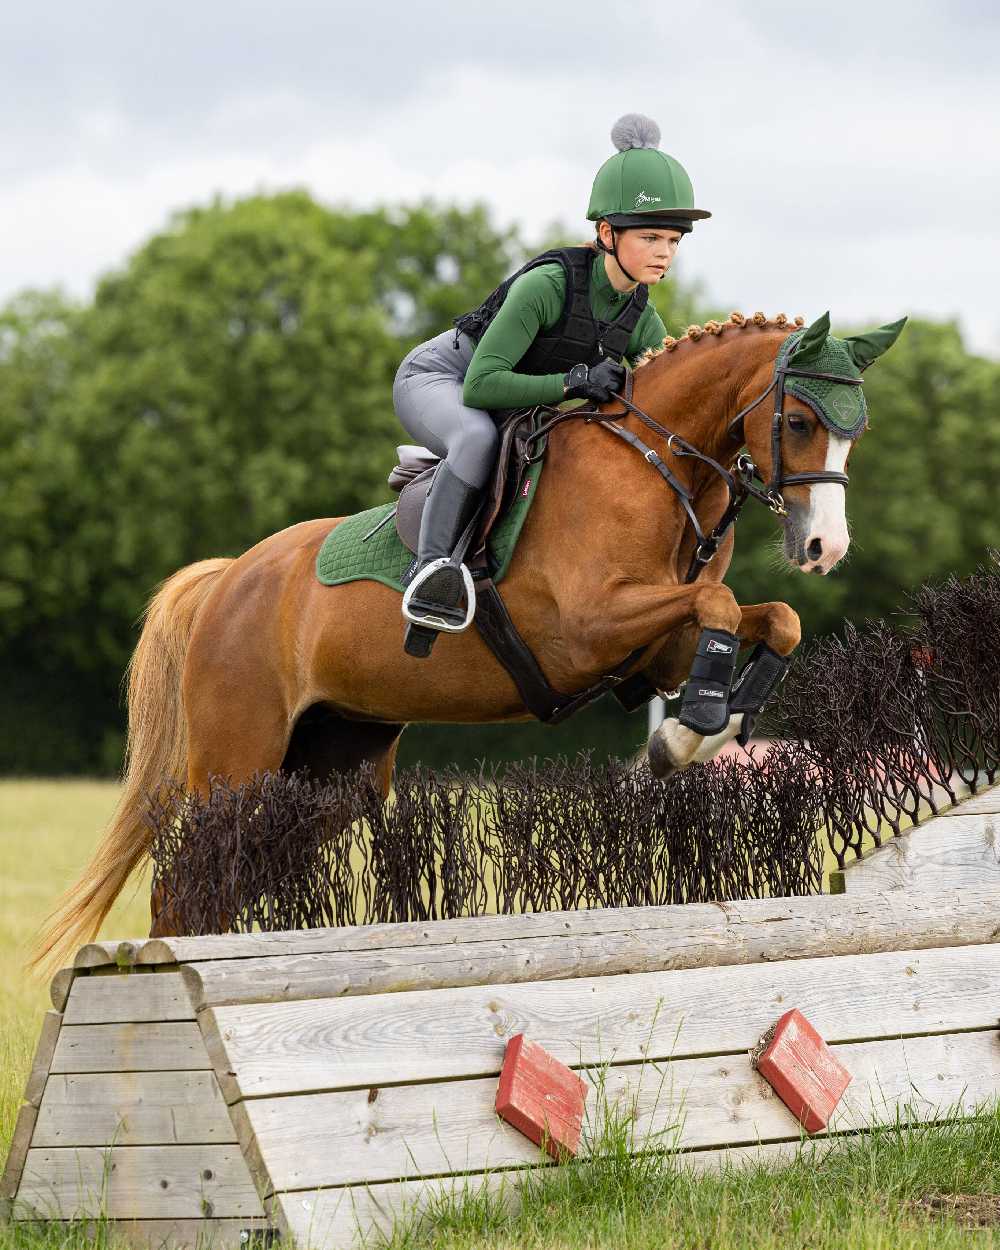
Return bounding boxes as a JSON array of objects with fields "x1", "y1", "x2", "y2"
[{"x1": 1, "y1": 191, "x2": 996, "y2": 773}]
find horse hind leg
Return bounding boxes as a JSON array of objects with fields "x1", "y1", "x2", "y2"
[{"x1": 281, "y1": 704, "x2": 406, "y2": 798}]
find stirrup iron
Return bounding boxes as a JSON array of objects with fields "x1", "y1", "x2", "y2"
[{"x1": 401, "y1": 558, "x2": 477, "y2": 633}]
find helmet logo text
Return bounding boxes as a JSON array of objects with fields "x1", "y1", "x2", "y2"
[{"x1": 633, "y1": 190, "x2": 663, "y2": 209}]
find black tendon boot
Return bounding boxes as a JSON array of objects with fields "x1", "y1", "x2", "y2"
[
  {"x1": 729, "y1": 642, "x2": 791, "y2": 746},
  {"x1": 678, "y1": 628, "x2": 741, "y2": 736},
  {"x1": 401, "y1": 462, "x2": 482, "y2": 658}
]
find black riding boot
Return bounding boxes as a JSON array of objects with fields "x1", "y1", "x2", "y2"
[{"x1": 401, "y1": 462, "x2": 482, "y2": 657}]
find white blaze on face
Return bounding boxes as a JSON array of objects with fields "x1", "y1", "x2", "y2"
[{"x1": 802, "y1": 432, "x2": 851, "y2": 573}]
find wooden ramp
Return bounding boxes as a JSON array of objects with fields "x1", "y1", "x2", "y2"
[
  {"x1": 4, "y1": 883, "x2": 1000, "y2": 1249},
  {"x1": 831, "y1": 779, "x2": 1000, "y2": 894}
]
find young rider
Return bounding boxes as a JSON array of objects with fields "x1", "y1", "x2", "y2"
[{"x1": 392, "y1": 113, "x2": 711, "y2": 657}]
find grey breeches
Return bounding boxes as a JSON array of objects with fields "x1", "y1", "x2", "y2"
[{"x1": 392, "y1": 330, "x2": 500, "y2": 489}]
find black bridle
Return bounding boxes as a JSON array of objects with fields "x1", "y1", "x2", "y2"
[{"x1": 523, "y1": 334, "x2": 865, "y2": 583}]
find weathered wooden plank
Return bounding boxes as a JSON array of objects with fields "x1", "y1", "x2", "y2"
[
  {"x1": 78, "y1": 884, "x2": 1000, "y2": 976},
  {"x1": 273, "y1": 1138, "x2": 842, "y2": 1249},
  {"x1": 944, "y1": 781, "x2": 1000, "y2": 815},
  {"x1": 0, "y1": 1103, "x2": 38, "y2": 1200},
  {"x1": 182, "y1": 887, "x2": 1000, "y2": 1009},
  {"x1": 833, "y1": 814, "x2": 1000, "y2": 895},
  {"x1": 75, "y1": 900, "x2": 820, "y2": 968},
  {"x1": 9, "y1": 1218, "x2": 273, "y2": 1249},
  {"x1": 63, "y1": 971, "x2": 193, "y2": 1025},
  {"x1": 271, "y1": 1169, "x2": 512, "y2": 1248},
  {"x1": 49, "y1": 969, "x2": 75, "y2": 1013},
  {"x1": 15, "y1": 1145, "x2": 265, "y2": 1220},
  {"x1": 77, "y1": 887, "x2": 996, "y2": 969},
  {"x1": 50, "y1": 1023, "x2": 208, "y2": 1074},
  {"x1": 23, "y1": 1011, "x2": 62, "y2": 1107},
  {"x1": 33, "y1": 1072, "x2": 237, "y2": 1148},
  {"x1": 238, "y1": 1030, "x2": 1000, "y2": 1193},
  {"x1": 204, "y1": 942, "x2": 1000, "y2": 1100}
]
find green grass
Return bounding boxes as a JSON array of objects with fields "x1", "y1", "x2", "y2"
[
  {"x1": 3, "y1": 781, "x2": 1000, "y2": 1250},
  {"x1": 0, "y1": 780, "x2": 148, "y2": 1155}
]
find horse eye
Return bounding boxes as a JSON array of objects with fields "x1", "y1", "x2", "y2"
[{"x1": 787, "y1": 412, "x2": 809, "y2": 434}]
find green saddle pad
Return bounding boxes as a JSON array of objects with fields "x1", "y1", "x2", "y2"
[{"x1": 316, "y1": 460, "x2": 544, "y2": 592}]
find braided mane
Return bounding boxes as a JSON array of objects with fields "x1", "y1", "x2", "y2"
[{"x1": 634, "y1": 310, "x2": 806, "y2": 370}]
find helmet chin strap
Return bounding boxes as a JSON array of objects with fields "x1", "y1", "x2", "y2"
[{"x1": 598, "y1": 225, "x2": 641, "y2": 286}]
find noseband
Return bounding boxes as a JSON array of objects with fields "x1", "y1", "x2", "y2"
[{"x1": 523, "y1": 333, "x2": 865, "y2": 583}]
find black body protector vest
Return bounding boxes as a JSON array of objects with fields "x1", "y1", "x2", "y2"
[{"x1": 453, "y1": 246, "x2": 648, "y2": 374}]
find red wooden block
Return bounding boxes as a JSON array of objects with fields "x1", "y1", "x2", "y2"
[
  {"x1": 754, "y1": 1008, "x2": 853, "y2": 1133},
  {"x1": 495, "y1": 1034, "x2": 588, "y2": 1159}
]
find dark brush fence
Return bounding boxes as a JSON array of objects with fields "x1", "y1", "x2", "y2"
[
  {"x1": 769, "y1": 553, "x2": 1000, "y2": 866},
  {"x1": 148, "y1": 555, "x2": 1000, "y2": 933},
  {"x1": 147, "y1": 745, "x2": 824, "y2": 933}
]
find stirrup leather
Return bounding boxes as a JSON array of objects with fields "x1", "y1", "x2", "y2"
[{"x1": 401, "y1": 558, "x2": 477, "y2": 633}]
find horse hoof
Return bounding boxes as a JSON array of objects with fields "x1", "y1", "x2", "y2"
[{"x1": 647, "y1": 725, "x2": 682, "y2": 780}]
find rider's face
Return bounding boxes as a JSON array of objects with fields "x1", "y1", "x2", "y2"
[{"x1": 599, "y1": 222, "x2": 683, "y2": 285}]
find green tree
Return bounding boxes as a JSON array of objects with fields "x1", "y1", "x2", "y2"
[
  {"x1": 0, "y1": 289, "x2": 81, "y2": 628},
  {"x1": 0, "y1": 194, "x2": 525, "y2": 769}
]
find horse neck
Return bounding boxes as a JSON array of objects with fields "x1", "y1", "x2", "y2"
[
  {"x1": 628, "y1": 328, "x2": 785, "y2": 467},
  {"x1": 529, "y1": 329, "x2": 785, "y2": 577}
]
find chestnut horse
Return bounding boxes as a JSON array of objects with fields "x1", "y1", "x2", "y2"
[{"x1": 32, "y1": 310, "x2": 901, "y2": 972}]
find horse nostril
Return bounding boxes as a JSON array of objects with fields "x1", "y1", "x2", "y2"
[{"x1": 807, "y1": 538, "x2": 823, "y2": 561}]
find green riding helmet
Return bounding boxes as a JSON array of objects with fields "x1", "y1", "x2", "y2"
[{"x1": 588, "y1": 113, "x2": 711, "y2": 234}]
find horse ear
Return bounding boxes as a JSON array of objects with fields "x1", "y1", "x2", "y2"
[
  {"x1": 841, "y1": 317, "x2": 908, "y2": 371},
  {"x1": 793, "y1": 311, "x2": 831, "y2": 361}
]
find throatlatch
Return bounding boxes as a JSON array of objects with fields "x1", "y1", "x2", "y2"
[
  {"x1": 729, "y1": 642, "x2": 791, "y2": 746},
  {"x1": 678, "y1": 629, "x2": 740, "y2": 735}
]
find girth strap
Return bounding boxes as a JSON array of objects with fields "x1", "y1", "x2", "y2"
[{"x1": 473, "y1": 575, "x2": 646, "y2": 725}]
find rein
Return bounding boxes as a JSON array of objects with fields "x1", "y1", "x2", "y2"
[{"x1": 522, "y1": 335, "x2": 863, "y2": 583}]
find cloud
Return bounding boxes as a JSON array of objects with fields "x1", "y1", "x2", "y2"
[{"x1": 1, "y1": 0, "x2": 997, "y2": 353}]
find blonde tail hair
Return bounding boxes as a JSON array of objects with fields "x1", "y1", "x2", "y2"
[{"x1": 28, "y1": 558, "x2": 233, "y2": 978}]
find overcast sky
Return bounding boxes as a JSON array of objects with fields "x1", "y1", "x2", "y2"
[{"x1": 4, "y1": 1, "x2": 998, "y2": 352}]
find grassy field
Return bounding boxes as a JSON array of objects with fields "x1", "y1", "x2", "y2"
[
  {"x1": 2, "y1": 780, "x2": 999, "y2": 1250},
  {"x1": 0, "y1": 780, "x2": 147, "y2": 1157}
]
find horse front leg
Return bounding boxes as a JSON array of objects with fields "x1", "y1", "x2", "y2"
[
  {"x1": 686, "y1": 599, "x2": 802, "y2": 766},
  {"x1": 565, "y1": 580, "x2": 745, "y2": 776}
]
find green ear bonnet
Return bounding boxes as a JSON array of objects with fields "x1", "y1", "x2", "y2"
[
  {"x1": 780, "y1": 313, "x2": 908, "y2": 439},
  {"x1": 780, "y1": 329, "x2": 867, "y2": 438}
]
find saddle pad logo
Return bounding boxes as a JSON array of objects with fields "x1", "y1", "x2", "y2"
[
  {"x1": 706, "y1": 639, "x2": 733, "y2": 654},
  {"x1": 698, "y1": 688, "x2": 725, "y2": 698},
  {"x1": 521, "y1": 478, "x2": 532, "y2": 498}
]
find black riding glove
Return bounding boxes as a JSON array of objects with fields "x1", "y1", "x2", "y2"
[{"x1": 563, "y1": 359, "x2": 626, "y2": 403}]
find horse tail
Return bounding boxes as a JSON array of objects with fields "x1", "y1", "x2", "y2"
[{"x1": 28, "y1": 557, "x2": 233, "y2": 978}]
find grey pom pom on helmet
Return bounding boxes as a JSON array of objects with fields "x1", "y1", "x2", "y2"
[{"x1": 610, "y1": 113, "x2": 661, "y2": 152}]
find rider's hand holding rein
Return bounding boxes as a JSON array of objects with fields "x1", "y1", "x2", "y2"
[{"x1": 563, "y1": 358, "x2": 627, "y2": 403}]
